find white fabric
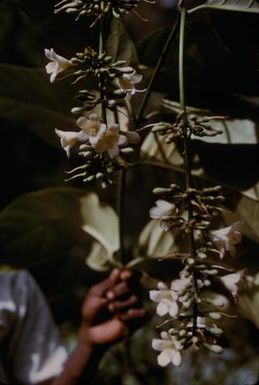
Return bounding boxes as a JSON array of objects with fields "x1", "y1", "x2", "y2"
[{"x1": 0, "y1": 269, "x2": 68, "y2": 384}]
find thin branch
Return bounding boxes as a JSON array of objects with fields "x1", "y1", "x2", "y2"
[{"x1": 136, "y1": 15, "x2": 180, "y2": 123}]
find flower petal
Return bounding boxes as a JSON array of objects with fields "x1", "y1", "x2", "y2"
[
  {"x1": 150, "y1": 200, "x2": 173, "y2": 219},
  {"x1": 157, "y1": 301, "x2": 169, "y2": 316},
  {"x1": 172, "y1": 351, "x2": 181, "y2": 367},
  {"x1": 157, "y1": 350, "x2": 172, "y2": 367},
  {"x1": 107, "y1": 144, "x2": 119, "y2": 158}
]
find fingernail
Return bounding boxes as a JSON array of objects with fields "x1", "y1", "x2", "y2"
[
  {"x1": 120, "y1": 270, "x2": 131, "y2": 280},
  {"x1": 108, "y1": 303, "x2": 115, "y2": 312},
  {"x1": 106, "y1": 291, "x2": 114, "y2": 300}
]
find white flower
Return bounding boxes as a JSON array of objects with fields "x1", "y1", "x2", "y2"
[
  {"x1": 152, "y1": 332, "x2": 182, "y2": 367},
  {"x1": 55, "y1": 114, "x2": 104, "y2": 157},
  {"x1": 76, "y1": 114, "x2": 106, "y2": 146},
  {"x1": 210, "y1": 221, "x2": 242, "y2": 258},
  {"x1": 171, "y1": 275, "x2": 192, "y2": 292},
  {"x1": 150, "y1": 282, "x2": 178, "y2": 317},
  {"x1": 116, "y1": 70, "x2": 143, "y2": 95},
  {"x1": 94, "y1": 124, "x2": 127, "y2": 158},
  {"x1": 220, "y1": 270, "x2": 245, "y2": 298},
  {"x1": 45, "y1": 48, "x2": 72, "y2": 83},
  {"x1": 55, "y1": 129, "x2": 81, "y2": 157},
  {"x1": 150, "y1": 200, "x2": 175, "y2": 231}
]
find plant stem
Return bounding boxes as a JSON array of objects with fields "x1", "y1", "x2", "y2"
[
  {"x1": 136, "y1": 15, "x2": 180, "y2": 123},
  {"x1": 178, "y1": 6, "x2": 198, "y2": 335},
  {"x1": 98, "y1": 14, "x2": 107, "y2": 126},
  {"x1": 98, "y1": 14, "x2": 103, "y2": 56},
  {"x1": 117, "y1": 168, "x2": 126, "y2": 264}
]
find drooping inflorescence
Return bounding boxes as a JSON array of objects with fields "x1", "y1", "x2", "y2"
[
  {"x1": 149, "y1": 109, "x2": 244, "y2": 366},
  {"x1": 45, "y1": 0, "x2": 144, "y2": 187}
]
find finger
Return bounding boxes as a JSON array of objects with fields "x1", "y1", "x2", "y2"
[
  {"x1": 120, "y1": 269, "x2": 132, "y2": 281},
  {"x1": 119, "y1": 308, "x2": 146, "y2": 321},
  {"x1": 81, "y1": 296, "x2": 108, "y2": 321},
  {"x1": 89, "y1": 268, "x2": 121, "y2": 296},
  {"x1": 89, "y1": 318, "x2": 128, "y2": 344},
  {"x1": 106, "y1": 281, "x2": 129, "y2": 300},
  {"x1": 108, "y1": 295, "x2": 138, "y2": 312}
]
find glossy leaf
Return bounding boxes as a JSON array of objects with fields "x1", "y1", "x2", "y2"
[
  {"x1": 105, "y1": 18, "x2": 138, "y2": 66},
  {"x1": 0, "y1": 64, "x2": 76, "y2": 147},
  {"x1": 189, "y1": 0, "x2": 259, "y2": 15},
  {"x1": 0, "y1": 188, "x2": 119, "y2": 269}
]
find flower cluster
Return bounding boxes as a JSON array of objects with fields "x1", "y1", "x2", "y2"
[
  {"x1": 55, "y1": 113, "x2": 140, "y2": 185},
  {"x1": 45, "y1": 47, "x2": 142, "y2": 91},
  {"x1": 149, "y1": 182, "x2": 243, "y2": 366},
  {"x1": 150, "y1": 184, "x2": 225, "y2": 233},
  {"x1": 45, "y1": 45, "x2": 142, "y2": 185},
  {"x1": 45, "y1": 47, "x2": 143, "y2": 117},
  {"x1": 149, "y1": 112, "x2": 223, "y2": 144},
  {"x1": 55, "y1": 0, "x2": 141, "y2": 19},
  {"x1": 150, "y1": 268, "x2": 244, "y2": 367}
]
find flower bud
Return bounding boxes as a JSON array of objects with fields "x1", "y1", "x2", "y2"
[
  {"x1": 203, "y1": 343, "x2": 223, "y2": 354},
  {"x1": 83, "y1": 175, "x2": 95, "y2": 182},
  {"x1": 71, "y1": 107, "x2": 85, "y2": 114},
  {"x1": 124, "y1": 131, "x2": 140, "y2": 144},
  {"x1": 208, "y1": 312, "x2": 221, "y2": 320},
  {"x1": 120, "y1": 147, "x2": 134, "y2": 154},
  {"x1": 207, "y1": 327, "x2": 223, "y2": 336},
  {"x1": 152, "y1": 187, "x2": 172, "y2": 195},
  {"x1": 96, "y1": 172, "x2": 104, "y2": 179}
]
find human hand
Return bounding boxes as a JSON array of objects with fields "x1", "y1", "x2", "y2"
[{"x1": 79, "y1": 268, "x2": 145, "y2": 347}]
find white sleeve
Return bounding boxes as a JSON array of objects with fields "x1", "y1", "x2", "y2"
[{"x1": 7, "y1": 270, "x2": 68, "y2": 385}]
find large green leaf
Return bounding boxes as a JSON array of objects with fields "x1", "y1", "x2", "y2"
[
  {"x1": 222, "y1": 188, "x2": 259, "y2": 243},
  {"x1": 0, "y1": 64, "x2": 76, "y2": 146},
  {"x1": 189, "y1": 0, "x2": 259, "y2": 15},
  {"x1": 105, "y1": 18, "x2": 138, "y2": 66},
  {"x1": 138, "y1": 220, "x2": 176, "y2": 259},
  {"x1": 0, "y1": 188, "x2": 119, "y2": 270},
  {"x1": 239, "y1": 273, "x2": 259, "y2": 328},
  {"x1": 131, "y1": 219, "x2": 183, "y2": 280},
  {"x1": 140, "y1": 132, "x2": 185, "y2": 167}
]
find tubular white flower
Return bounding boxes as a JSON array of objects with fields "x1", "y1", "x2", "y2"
[
  {"x1": 220, "y1": 270, "x2": 245, "y2": 298},
  {"x1": 170, "y1": 275, "x2": 192, "y2": 292},
  {"x1": 150, "y1": 282, "x2": 178, "y2": 317},
  {"x1": 210, "y1": 221, "x2": 242, "y2": 258},
  {"x1": 55, "y1": 129, "x2": 83, "y2": 157},
  {"x1": 93, "y1": 124, "x2": 127, "y2": 158},
  {"x1": 150, "y1": 200, "x2": 175, "y2": 231},
  {"x1": 55, "y1": 114, "x2": 105, "y2": 157},
  {"x1": 45, "y1": 48, "x2": 73, "y2": 83},
  {"x1": 76, "y1": 114, "x2": 106, "y2": 146},
  {"x1": 152, "y1": 332, "x2": 182, "y2": 367},
  {"x1": 116, "y1": 70, "x2": 143, "y2": 95}
]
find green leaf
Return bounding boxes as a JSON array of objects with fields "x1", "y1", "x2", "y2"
[
  {"x1": 222, "y1": 187, "x2": 259, "y2": 243},
  {"x1": 80, "y1": 193, "x2": 119, "y2": 271},
  {"x1": 239, "y1": 273, "x2": 259, "y2": 328},
  {"x1": 189, "y1": 0, "x2": 259, "y2": 15},
  {"x1": 140, "y1": 132, "x2": 185, "y2": 166},
  {"x1": 0, "y1": 64, "x2": 76, "y2": 147},
  {"x1": 0, "y1": 188, "x2": 119, "y2": 270},
  {"x1": 138, "y1": 220, "x2": 177, "y2": 259},
  {"x1": 105, "y1": 18, "x2": 138, "y2": 66},
  {"x1": 132, "y1": 220, "x2": 183, "y2": 280}
]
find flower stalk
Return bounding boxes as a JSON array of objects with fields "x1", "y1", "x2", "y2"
[
  {"x1": 179, "y1": 6, "x2": 198, "y2": 337},
  {"x1": 149, "y1": 1, "x2": 244, "y2": 366}
]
